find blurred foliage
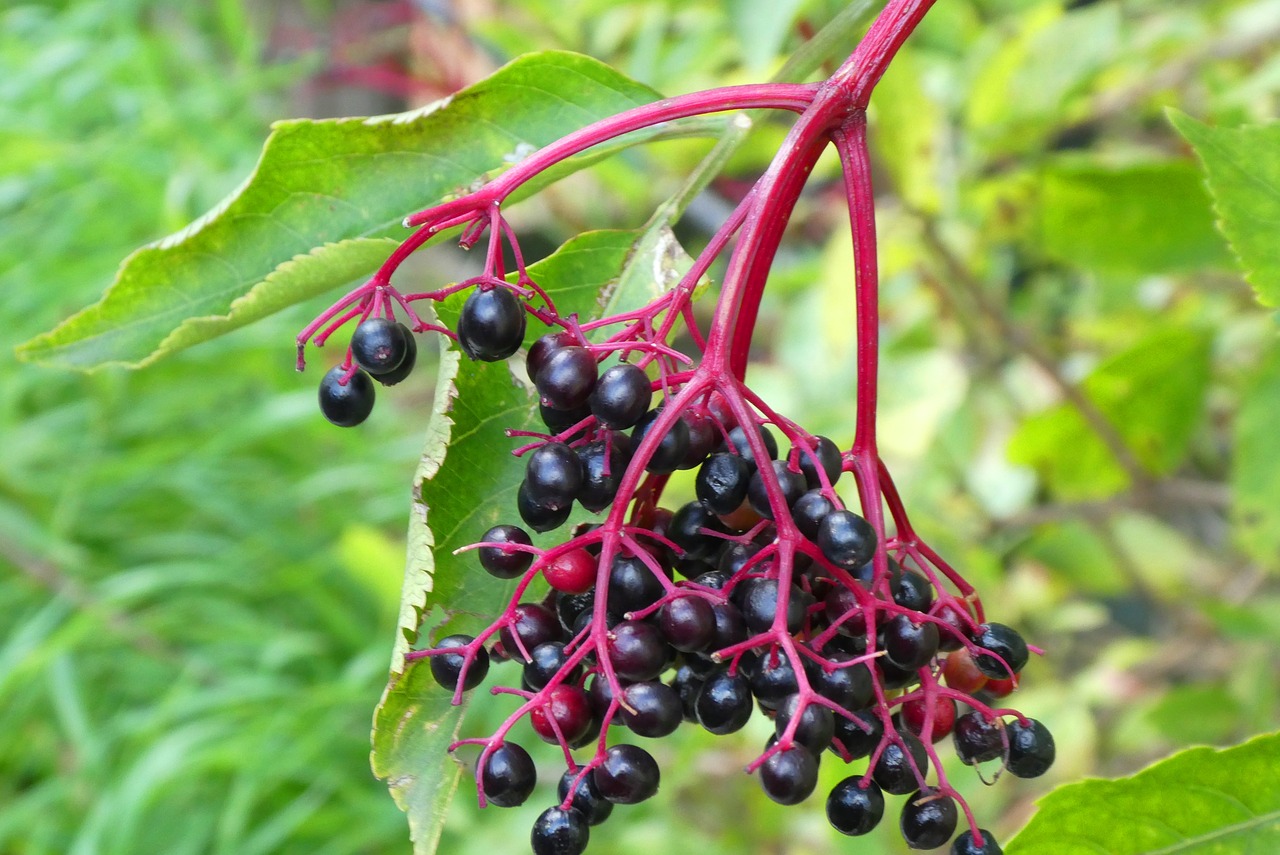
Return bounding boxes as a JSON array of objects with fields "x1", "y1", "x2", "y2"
[{"x1": 4, "y1": 1, "x2": 1280, "y2": 854}]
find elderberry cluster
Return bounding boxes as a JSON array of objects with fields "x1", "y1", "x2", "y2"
[{"x1": 409, "y1": 326, "x2": 1053, "y2": 855}]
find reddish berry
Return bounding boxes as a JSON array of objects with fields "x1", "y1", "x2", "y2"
[{"x1": 544, "y1": 548, "x2": 597, "y2": 594}]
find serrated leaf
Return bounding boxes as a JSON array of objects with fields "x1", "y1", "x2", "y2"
[
  {"x1": 1007, "y1": 327, "x2": 1212, "y2": 499},
  {"x1": 1231, "y1": 342, "x2": 1280, "y2": 564},
  {"x1": 1170, "y1": 111, "x2": 1280, "y2": 307},
  {"x1": 1039, "y1": 161, "x2": 1230, "y2": 275},
  {"x1": 17, "y1": 51, "x2": 665, "y2": 370},
  {"x1": 1006, "y1": 731, "x2": 1280, "y2": 854}
]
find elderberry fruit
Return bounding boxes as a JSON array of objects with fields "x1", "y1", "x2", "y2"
[
  {"x1": 952, "y1": 829, "x2": 1003, "y2": 855},
  {"x1": 823, "y1": 587, "x2": 866, "y2": 639},
  {"x1": 558, "y1": 769, "x2": 614, "y2": 826},
  {"x1": 798, "y1": 435, "x2": 843, "y2": 488},
  {"x1": 479, "y1": 742, "x2": 536, "y2": 807},
  {"x1": 607, "y1": 555, "x2": 665, "y2": 615},
  {"x1": 523, "y1": 642, "x2": 579, "y2": 691},
  {"x1": 818, "y1": 510, "x2": 877, "y2": 570},
  {"x1": 658, "y1": 595, "x2": 715, "y2": 652},
  {"x1": 530, "y1": 806, "x2": 589, "y2": 855},
  {"x1": 517, "y1": 480, "x2": 572, "y2": 533},
  {"x1": 727, "y1": 423, "x2": 778, "y2": 465},
  {"x1": 900, "y1": 695, "x2": 957, "y2": 743},
  {"x1": 375, "y1": 326, "x2": 417, "y2": 386},
  {"x1": 953, "y1": 711, "x2": 1003, "y2": 765},
  {"x1": 695, "y1": 669, "x2": 753, "y2": 734},
  {"x1": 544, "y1": 548, "x2": 596, "y2": 595},
  {"x1": 576, "y1": 433, "x2": 631, "y2": 513},
  {"x1": 540, "y1": 401, "x2": 592, "y2": 438},
  {"x1": 530, "y1": 684, "x2": 593, "y2": 744},
  {"x1": 668, "y1": 501, "x2": 724, "y2": 561},
  {"x1": 458, "y1": 286, "x2": 526, "y2": 361},
  {"x1": 747, "y1": 459, "x2": 806, "y2": 519},
  {"x1": 478, "y1": 524, "x2": 534, "y2": 579},
  {"x1": 793, "y1": 490, "x2": 835, "y2": 541},
  {"x1": 971, "y1": 623, "x2": 1030, "y2": 679},
  {"x1": 716, "y1": 542, "x2": 760, "y2": 576},
  {"x1": 500, "y1": 603, "x2": 561, "y2": 662},
  {"x1": 428, "y1": 634, "x2": 489, "y2": 691},
  {"x1": 749, "y1": 652, "x2": 799, "y2": 711},
  {"x1": 631, "y1": 409, "x2": 690, "y2": 474},
  {"x1": 318, "y1": 365, "x2": 376, "y2": 427},
  {"x1": 536, "y1": 345, "x2": 597, "y2": 411},
  {"x1": 811, "y1": 661, "x2": 873, "y2": 711},
  {"x1": 827, "y1": 777, "x2": 884, "y2": 836},
  {"x1": 735, "y1": 577, "x2": 808, "y2": 635},
  {"x1": 620, "y1": 681, "x2": 682, "y2": 738},
  {"x1": 350, "y1": 317, "x2": 410, "y2": 375},
  {"x1": 526, "y1": 331, "x2": 574, "y2": 383},
  {"x1": 679, "y1": 412, "x2": 718, "y2": 469},
  {"x1": 900, "y1": 790, "x2": 958, "y2": 850},
  {"x1": 670, "y1": 664, "x2": 704, "y2": 723},
  {"x1": 759, "y1": 745, "x2": 819, "y2": 805},
  {"x1": 606, "y1": 620, "x2": 669, "y2": 682},
  {"x1": 525, "y1": 442, "x2": 583, "y2": 510},
  {"x1": 873, "y1": 734, "x2": 929, "y2": 795},
  {"x1": 593, "y1": 744, "x2": 660, "y2": 804},
  {"x1": 589, "y1": 363, "x2": 652, "y2": 429},
  {"x1": 775, "y1": 694, "x2": 835, "y2": 754},
  {"x1": 707, "y1": 601, "x2": 748, "y2": 652},
  {"x1": 893, "y1": 570, "x2": 935, "y2": 613},
  {"x1": 833, "y1": 709, "x2": 882, "y2": 759},
  {"x1": 883, "y1": 613, "x2": 940, "y2": 671},
  {"x1": 696, "y1": 453, "x2": 752, "y2": 516},
  {"x1": 1006, "y1": 718, "x2": 1055, "y2": 778}
]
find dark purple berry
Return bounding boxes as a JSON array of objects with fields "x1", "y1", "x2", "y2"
[
  {"x1": 827, "y1": 777, "x2": 884, "y2": 836},
  {"x1": 668, "y1": 501, "x2": 724, "y2": 561},
  {"x1": 658, "y1": 595, "x2": 715, "y2": 652},
  {"x1": 525, "y1": 442, "x2": 583, "y2": 510},
  {"x1": 631, "y1": 409, "x2": 690, "y2": 474},
  {"x1": 593, "y1": 744, "x2": 660, "y2": 804},
  {"x1": 540, "y1": 401, "x2": 591, "y2": 438},
  {"x1": 793, "y1": 490, "x2": 835, "y2": 541},
  {"x1": 605, "y1": 621, "x2": 669, "y2": 682},
  {"x1": 818, "y1": 510, "x2": 877, "y2": 570},
  {"x1": 499, "y1": 603, "x2": 561, "y2": 662},
  {"x1": 1006, "y1": 718, "x2": 1055, "y2": 778},
  {"x1": 893, "y1": 570, "x2": 935, "y2": 613},
  {"x1": 670, "y1": 663, "x2": 705, "y2": 723},
  {"x1": 558, "y1": 769, "x2": 614, "y2": 826},
  {"x1": 775, "y1": 694, "x2": 835, "y2": 754},
  {"x1": 953, "y1": 711, "x2": 1004, "y2": 765},
  {"x1": 952, "y1": 829, "x2": 1003, "y2": 855},
  {"x1": 523, "y1": 642, "x2": 579, "y2": 691},
  {"x1": 530, "y1": 806, "x2": 589, "y2": 855},
  {"x1": 620, "y1": 681, "x2": 682, "y2": 738},
  {"x1": 458, "y1": 286, "x2": 526, "y2": 361},
  {"x1": 696, "y1": 453, "x2": 752, "y2": 516},
  {"x1": 606, "y1": 554, "x2": 665, "y2": 615},
  {"x1": 589, "y1": 363, "x2": 652, "y2": 429},
  {"x1": 428, "y1": 634, "x2": 489, "y2": 691},
  {"x1": 798, "y1": 435, "x2": 843, "y2": 488},
  {"x1": 350, "y1": 317, "x2": 410, "y2": 375},
  {"x1": 576, "y1": 432, "x2": 632, "y2": 513},
  {"x1": 748, "y1": 651, "x2": 799, "y2": 711},
  {"x1": 695, "y1": 669, "x2": 753, "y2": 734},
  {"x1": 971, "y1": 623, "x2": 1030, "y2": 679},
  {"x1": 526, "y1": 331, "x2": 574, "y2": 383},
  {"x1": 873, "y1": 734, "x2": 929, "y2": 795},
  {"x1": 883, "y1": 613, "x2": 940, "y2": 671},
  {"x1": 517, "y1": 480, "x2": 572, "y2": 533},
  {"x1": 479, "y1": 742, "x2": 536, "y2": 807},
  {"x1": 759, "y1": 745, "x2": 819, "y2": 805},
  {"x1": 477, "y1": 524, "x2": 534, "y2": 579},
  {"x1": 318, "y1": 365, "x2": 375, "y2": 427},
  {"x1": 679, "y1": 412, "x2": 718, "y2": 469},
  {"x1": 747, "y1": 459, "x2": 806, "y2": 519},
  {"x1": 900, "y1": 789, "x2": 957, "y2": 850},
  {"x1": 536, "y1": 345, "x2": 597, "y2": 410},
  {"x1": 707, "y1": 601, "x2": 748, "y2": 654},
  {"x1": 727, "y1": 423, "x2": 778, "y2": 465},
  {"x1": 833, "y1": 709, "x2": 882, "y2": 759}
]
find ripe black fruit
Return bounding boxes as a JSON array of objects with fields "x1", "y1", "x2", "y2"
[
  {"x1": 478, "y1": 524, "x2": 534, "y2": 579},
  {"x1": 525, "y1": 442, "x2": 584, "y2": 510},
  {"x1": 318, "y1": 365, "x2": 376, "y2": 427},
  {"x1": 606, "y1": 555, "x2": 665, "y2": 615},
  {"x1": 793, "y1": 490, "x2": 835, "y2": 541},
  {"x1": 833, "y1": 709, "x2": 882, "y2": 759},
  {"x1": 798, "y1": 435, "x2": 843, "y2": 488},
  {"x1": 631, "y1": 409, "x2": 690, "y2": 474},
  {"x1": 873, "y1": 734, "x2": 929, "y2": 795},
  {"x1": 576, "y1": 432, "x2": 632, "y2": 513},
  {"x1": 605, "y1": 620, "x2": 668, "y2": 682},
  {"x1": 818, "y1": 510, "x2": 877, "y2": 569},
  {"x1": 374, "y1": 328, "x2": 417, "y2": 386},
  {"x1": 952, "y1": 828, "x2": 1003, "y2": 855},
  {"x1": 499, "y1": 603, "x2": 561, "y2": 662},
  {"x1": 883, "y1": 613, "x2": 940, "y2": 671},
  {"x1": 759, "y1": 745, "x2": 819, "y2": 805},
  {"x1": 900, "y1": 790, "x2": 957, "y2": 850},
  {"x1": 558, "y1": 768, "x2": 614, "y2": 826},
  {"x1": 775, "y1": 694, "x2": 835, "y2": 754},
  {"x1": 695, "y1": 669, "x2": 753, "y2": 734},
  {"x1": 620, "y1": 681, "x2": 682, "y2": 738},
  {"x1": 527, "y1": 331, "x2": 574, "y2": 383},
  {"x1": 530, "y1": 806, "x2": 589, "y2": 855},
  {"x1": 457, "y1": 286, "x2": 526, "y2": 361},
  {"x1": 747, "y1": 459, "x2": 806, "y2": 519},
  {"x1": 479, "y1": 742, "x2": 536, "y2": 807},
  {"x1": 589, "y1": 363, "x2": 652, "y2": 429},
  {"x1": 593, "y1": 744, "x2": 660, "y2": 804},
  {"x1": 517, "y1": 480, "x2": 573, "y2": 533},
  {"x1": 696, "y1": 453, "x2": 752, "y2": 516},
  {"x1": 727, "y1": 423, "x2": 778, "y2": 465},
  {"x1": 668, "y1": 501, "x2": 724, "y2": 561},
  {"x1": 953, "y1": 711, "x2": 1004, "y2": 765},
  {"x1": 523, "y1": 642, "x2": 579, "y2": 691},
  {"x1": 657, "y1": 595, "x2": 715, "y2": 652},
  {"x1": 971, "y1": 623, "x2": 1030, "y2": 679},
  {"x1": 350, "y1": 317, "x2": 410, "y2": 375},
  {"x1": 536, "y1": 345, "x2": 597, "y2": 410},
  {"x1": 428, "y1": 634, "x2": 489, "y2": 691},
  {"x1": 827, "y1": 777, "x2": 884, "y2": 836},
  {"x1": 1006, "y1": 718, "x2": 1055, "y2": 778}
]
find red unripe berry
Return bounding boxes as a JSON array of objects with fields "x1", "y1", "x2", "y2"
[
  {"x1": 544, "y1": 548, "x2": 597, "y2": 594},
  {"x1": 984, "y1": 674, "x2": 1019, "y2": 698},
  {"x1": 530, "y1": 684, "x2": 593, "y2": 744},
  {"x1": 941, "y1": 648, "x2": 988, "y2": 695},
  {"x1": 900, "y1": 695, "x2": 957, "y2": 743}
]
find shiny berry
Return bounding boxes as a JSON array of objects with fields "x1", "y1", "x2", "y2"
[
  {"x1": 971, "y1": 623, "x2": 1030, "y2": 679},
  {"x1": 499, "y1": 603, "x2": 561, "y2": 662},
  {"x1": 696, "y1": 453, "x2": 752, "y2": 516},
  {"x1": 526, "y1": 331, "x2": 574, "y2": 383},
  {"x1": 620, "y1": 681, "x2": 682, "y2": 738},
  {"x1": 605, "y1": 620, "x2": 669, "y2": 682},
  {"x1": 941, "y1": 648, "x2": 988, "y2": 694},
  {"x1": 350, "y1": 317, "x2": 410, "y2": 375},
  {"x1": 517, "y1": 480, "x2": 572, "y2": 533},
  {"x1": 428, "y1": 634, "x2": 489, "y2": 691},
  {"x1": 900, "y1": 790, "x2": 958, "y2": 850},
  {"x1": 900, "y1": 695, "x2": 957, "y2": 743},
  {"x1": 818, "y1": 510, "x2": 877, "y2": 570},
  {"x1": 793, "y1": 490, "x2": 835, "y2": 541},
  {"x1": 747, "y1": 459, "x2": 806, "y2": 519},
  {"x1": 631, "y1": 409, "x2": 690, "y2": 474},
  {"x1": 873, "y1": 734, "x2": 929, "y2": 795},
  {"x1": 695, "y1": 669, "x2": 754, "y2": 734},
  {"x1": 593, "y1": 744, "x2": 660, "y2": 804},
  {"x1": 530, "y1": 684, "x2": 593, "y2": 744},
  {"x1": 576, "y1": 432, "x2": 632, "y2": 513},
  {"x1": 1006, "y1": 718, "x2": 1055, "y2": 778},
  {"x1": 530, "y1": 806, "x2": 589, "y2": 855},
  {"x1": 525, "y1": 442, "x2": 583, "y2": 510},
  {"x1": 318, "y1": 365, "x2": 375, "y2": 427},
  {"x1": 833, "y1": 709, "x2": 882, "y2": 759},
  {"x1": 589, "y1": 363, "x2": 652, "y2": 430},
  {"x1": 479, "y1": 742, "x2": 536, "y2": 807},
  {"x1": 523, "y1": 642, "x2": 579, "y2": 691},
  {"x1": 759, "y1": 745, "x2": 819, "y2": 805},
  {"x1": 727, "y1": 423, "x2": 778, "y2": 465},
  {"x1": 544, "y1": 547, "x2": 596, "y2": 595},
  {"x1": 536, "y1": 345, "x2": 597, "y2": 410},
  {"x1": 952, "y1": 828, "x2": 1003, "y2": 855},
  {"x1": 658, "y1": 595, "x2": 715, "y2": 652},
  {"x1": 775, "y1": 694, "x2": 835, "y2": 754},
  {"x1": 558, "y1": 769, "x2": 614, "y2": 826},
  {"x1": 457, "y1": 286, "x2": 525, "y2": 361},
  {"x1": 953, "y1": 711, "x2": 1004, "y2": 765},
  {"x1": 798, "y1": 435, "x2": 843, "y2": 488},
  {"x1": 477, "y1": 524, "x2": 534, "y2": 579},
  {"x1": 883, "y1": 613, "x2": 940, "y2": 671},
  {"x1": 827, "y1": 777, "x2": 884, "y2": 836}
]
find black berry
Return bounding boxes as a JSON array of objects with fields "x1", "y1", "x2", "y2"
[
  {"x1": 759, "y1": 745, "x2": 819, "y2": 805},
  {"x1": 695, "y1": 669, "x2": 754, "y2": 734},
  {"x1": 747, "y1": 459, "x2": 806, "y2": 519},
  {"x1": 631, "y1": 409, "x2": 690, "y2": 474},
  {"x1": 350, "y1": 317, "x2": 410, "y2": 375},
  {"x1": 1006, "y1": 718, "x2": 1055, "y2": 778},
  {"x1": 620, "y1": 681, "x2": 682, "y2": 738},
  {"x1": 477, "y1": 524, "x2": 534, "y2": 579},
  {"x1": 457, "y1": 286, "x2": 526, "y2": 361},
  {"x1": 827, "y1": 777, "x2": 884, "y2": 836},
  {"x1": 589, "y1": 363, "x2": 652, "y2": 429},
  {"x1": 953, "y1": 711, "x2": 1004, "y2": 765},
  {"x1": 558, "y1": 769, "x2": 614, "y2": 826},
  {"x1": 971, "y1": 623, "x2": 1030, "y2": 679},
  {"x1": 798, "y1": 435, "x2": 843, "y2": 488},
  {"x1": 899, "y1": 789, "x2": 957, "y2": 850},
  {"x1": 883, "y1": 613, "x2": 940, "y2": 671},
  {"x1": 952, "y1": 829, "x2": 1003, "y2": 855},
  {"x1": 517, "y1": 480, "x2": 573, "y2": 533},
  {"x1": 479, "y1": 742, "x2": 536, "y2": 807},
  {"x1": 530, "y1": 806, "x2": 589, "y2": 855},
  {"x1": 593, "y1": 744, "x2": 660, "y2": 804},
  {"x1": 818, "y1": 510, "x2": 877, "y2": 570},
  {"x1": 318, "y1": 365, "x2": 375, "y2": 427},
  {"x1": 525, "y1": 442, "x2": 584, "y2": 510},
  {"x1": 696, "y1": 453, "x2": 752, "y2": 516},
  {"x1": 873, "y1": 734, "x2": 928, "y2": 795},
  {"x1": 374, "y1": 326, "x2": 418, "y2": 386},
  {"x1": 428, "y1": 634, "x2": 489, "y2": 691},
  {"x1": 536, "y1": 345, "x2": 598, "y2": 411}
]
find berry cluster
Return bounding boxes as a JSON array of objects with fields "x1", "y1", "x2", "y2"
[
  {"x1": 409, "y1": 344, "x2": 1052, "y2": 854},
  {"x1": 296, "y1": 1, "x2": 1056, "y2": 851}
]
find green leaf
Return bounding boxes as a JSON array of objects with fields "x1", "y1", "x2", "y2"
[
  {"x1": 1170, "y1": 111, "x2": 1280, "y2": 307},
  {"x1": 1232, "y1": 342, "x2": 1280, "y2": 564},
  {"x1": 371, "y1": 215, "x2": 700, "y2": 852},
  {"x1": 1039, "y1": 161, "x2": 1230, "y2": 275},
  {"x1": 17, "y1": 51, "x2": 664, "y2": 370},
  {"x1": 1006, "y1": 731, "x2": 1280, "y2": 854},
  {"x1": 1007, "y1": 327, "x2": 1212, "y2": 499}
]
